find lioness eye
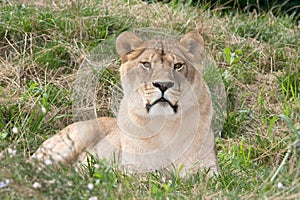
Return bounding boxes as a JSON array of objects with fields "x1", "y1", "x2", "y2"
[
  {"x1": 141, "y1": 62, "x2": 151, "y2": 69},
  {"x1": 174, "y1": 63, "x2": 184, "y2": 71}
]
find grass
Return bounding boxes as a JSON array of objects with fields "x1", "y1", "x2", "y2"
[{"x1": 0, "y1": 0, "x2": 299, "y2": 199}]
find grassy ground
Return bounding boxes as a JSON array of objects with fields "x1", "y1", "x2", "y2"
[{"x1": 0, "y1": 0, "x2": 299, "y2": 199}]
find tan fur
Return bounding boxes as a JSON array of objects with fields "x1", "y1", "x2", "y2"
[{"x1": 30, "y1": 31, "x2": 219, "y2": 176}]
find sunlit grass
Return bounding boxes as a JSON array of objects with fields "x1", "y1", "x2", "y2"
[{"x1": 0, "y1": 0, "x2": 299, "y2": 199}]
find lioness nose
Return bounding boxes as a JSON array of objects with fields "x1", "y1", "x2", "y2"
[{"x1": 152, "y1": 81, "x2": 174, "y2": 93}]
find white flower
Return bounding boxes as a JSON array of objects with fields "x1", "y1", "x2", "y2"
[
  {"x1": 277, "y1": 182, "x2": 285, "y2": 190},
  {"x1": 67, "y1": 181, "x2": 73, "y2": 186},
  {"x1": 0, "y1": 179, "x2": 10, "y2": 189},
  {"x1": 89, "y1": 196, "x2": 98, "y2": 200},
  {"x1": 7, "y1": 148, "x2": 17, "y2": 156},
  {"x1": 32, "y1": 182, "x2": 42, "y2": 189},
  {"x1": 44, "y1": 159, "x2": 52, "y2": 166},
  {"x1": 87, "y1": 183, "x2": 94, "y2": 190},
  {"x1": 41, "y1": 106, "x2": 47, "y2": 114},
  {"x1": 12, "y1": 127, "x2": 18, "y2": 134},
  {"x1": 94, "y1": 164, "x2": 100, "y2": 169}
]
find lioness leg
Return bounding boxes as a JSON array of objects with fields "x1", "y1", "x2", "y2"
[{"x1": 30, "y1": 117, "x2": 116, "y2": 166}]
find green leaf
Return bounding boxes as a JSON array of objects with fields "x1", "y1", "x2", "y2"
[
  {"x1": 224, "y1": 47, "x2": 231, "y2": 64},
  {"x1": 278, "y1": 114, "x2": 298, "y2": 135}
]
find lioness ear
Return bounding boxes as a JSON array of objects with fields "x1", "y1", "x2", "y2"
[
  {"x1": 179, "y1": 31, "x2": 205, "y2": 63},
  {"x1": 116, "y1": 31, "x2": 143, "y2": 56}
]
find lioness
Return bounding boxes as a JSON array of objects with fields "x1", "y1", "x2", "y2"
[{"x1": 31, "y1": 31, "x2": 219, "y2": 176}]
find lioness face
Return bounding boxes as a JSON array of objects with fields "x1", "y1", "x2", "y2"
[
  {"x1": 121, "y1": 48, "x2": 192, "y2": 116},
  {"x1": 116, "y1": 32, "x2": 205, "y2": 117}
]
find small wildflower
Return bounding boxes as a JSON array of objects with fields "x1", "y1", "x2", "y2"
[
  {"x1": 67, "y1": 181, "x2": 73, "y2": 186},
  {"x1": 7, "y1": 148, "x2": 17, "y2": 156},
  {"x1": 277, "y1": 182, "x2": 285, "y2": 190},
  {"x1": 89, "y1": 196, "x2": 98, "y2": 200},
  {"x1": 32, "y1": 182, "x2": 42, "y2": 189},
  {"x1": 87, "y1": 183, "x2": 94, "y2": 190},
  {"x1": 41, "y1": 106, "x2": 47, "y2": 114},
  {"x1": 12, "y1": 127, "x2": 18, "y2": 134},
  {"x1": 94, "y1": 164, "x2": 100, "y2": 169},
  {"x1": 0, "y1": 179, "x2": 10, "y2": 189},
  {"x1": 44, "y1": 159, "x2": 52, "y2": 166}
]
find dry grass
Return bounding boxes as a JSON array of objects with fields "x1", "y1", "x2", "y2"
[{"x1": 0, "y1": 0, "x2": 299, "y2": 199}]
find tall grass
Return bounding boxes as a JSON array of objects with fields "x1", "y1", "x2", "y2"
[{"x1": 0, "y1": 0, "x2": 299, "y2": 199}]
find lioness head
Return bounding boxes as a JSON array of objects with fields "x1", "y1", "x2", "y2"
[{"x1": 116, "y1": 31, "x2": 206, "y2": 118}]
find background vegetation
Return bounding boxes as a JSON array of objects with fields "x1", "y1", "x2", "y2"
[
  {"x1": 148, "y1": 0, "x2": 300, "y2": 20},
  {"x1": 0, "y1": 0, "x2": 299, "y2": 199}
]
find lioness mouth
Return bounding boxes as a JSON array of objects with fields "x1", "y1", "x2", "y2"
[{"x1": 146, "y1": 97, "x2": 178, "y2": 113}]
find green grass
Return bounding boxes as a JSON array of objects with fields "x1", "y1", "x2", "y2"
[{"x1": 0, "y1": 0, "x2": 299, "y2": 199}]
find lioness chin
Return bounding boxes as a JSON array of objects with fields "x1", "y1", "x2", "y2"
[{"x1": 30, "y1": 31, "x2": 219, "y2": 176}]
